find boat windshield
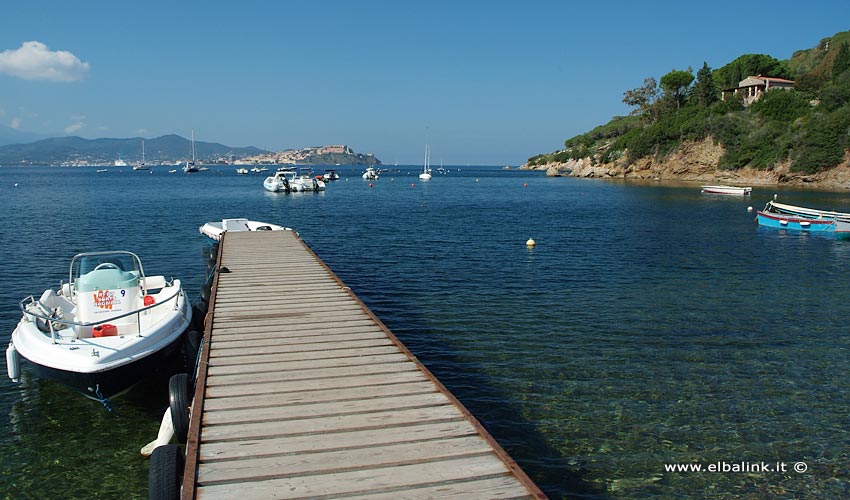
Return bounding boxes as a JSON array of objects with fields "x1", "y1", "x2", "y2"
[{"x1": 70, "y1": 251, "x2": 144, "y2": 284}]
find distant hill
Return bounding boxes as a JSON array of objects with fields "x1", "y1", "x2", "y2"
[
  {"x1": 0, "y1": 125, "x2": 45, "y2": 147},
  {"x1": 0, "y1": 134, "x2": 268, "y2": 166}
]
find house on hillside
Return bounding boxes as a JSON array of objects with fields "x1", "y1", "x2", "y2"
[{"x1": 721, "y1": 75, "x2": 795, "y2": 105}]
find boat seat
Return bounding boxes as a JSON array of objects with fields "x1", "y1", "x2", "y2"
[
  {"x1": 142, "y1": 275, "x2": 167, "y2": 291},
  {"x1": 222, "y1": 219, "x2": 250, "y2": 232}
]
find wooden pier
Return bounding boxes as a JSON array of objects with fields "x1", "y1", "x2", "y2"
[{"x1": 180, "y1": 230, "x2": 546, "y2": 499}]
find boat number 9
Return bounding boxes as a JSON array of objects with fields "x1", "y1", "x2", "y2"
[{"x1": 120, "y1": 290, "x2": 126, "y2": 297}]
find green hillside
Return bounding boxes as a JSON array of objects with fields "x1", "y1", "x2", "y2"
[{"x1": 528, "y1": 30, "x2": 850, "y2": 175}]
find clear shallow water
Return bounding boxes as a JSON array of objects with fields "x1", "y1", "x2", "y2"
[{"x1": 1, "y1": 165, "x2": 849, "y2": 499}]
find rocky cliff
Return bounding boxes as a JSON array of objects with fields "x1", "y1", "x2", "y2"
[{"x1": 521, "y1": 137, "x2": 850, "y2": 190}]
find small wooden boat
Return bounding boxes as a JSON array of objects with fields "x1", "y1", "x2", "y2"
[
  {"x1": 199, "y1": 218, "x2": 293, "y2": 242},
  {"x1": 756, "y1": 200, "x2": 850, "y2": 236},
  {"x1": 763, "y1": 200, "x2": 850, "y2": 219},
  {"x1": 701, "y1": 185, "x2": 752, "y2": 195}
]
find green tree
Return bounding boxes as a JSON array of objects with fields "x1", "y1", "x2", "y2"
[
  {"x1": 714, "y1": 54, "x2": 792, "y2": 87},
  {"x1": 833, "y1": 42, "x2": 850, "y2": 80},
  {"x1": 693, "y1": 62, "x2": 718, "y2": 107},
  {"x1": 622, "y1": 77, "x2": 659, "y2": 122},
  {"x1": 660, "y1": 69, "x2": 694, "y2": 110},
  {"x1": 729, "y1": 62, "x2": 742, "y2": 87}
]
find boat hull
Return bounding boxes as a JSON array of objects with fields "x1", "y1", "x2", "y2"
[
  {"x1": 756, "y1": 210, "x2": 850, "y2": 234},
  {"x1": 701, "y1": 185, "x2": 752, "y2": 195},
  {"x1": 21, "y1": 333, "x2": 185, "y2": 399}
]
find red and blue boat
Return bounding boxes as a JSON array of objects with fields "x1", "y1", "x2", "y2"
[{"x1": 757, "y1": 200, "x2": 850, "y2": 236}]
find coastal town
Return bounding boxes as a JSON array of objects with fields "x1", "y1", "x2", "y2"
[{"x1": 233, "y1": 144, "x2": 380, "y2": 166}]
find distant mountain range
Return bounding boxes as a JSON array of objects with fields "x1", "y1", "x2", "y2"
[
  {"x1": 0, "y1": 125, "x2": 46, "y2": 147},
  {"x1": 0, "y1": 134, "x2": 269, "y2": 166}
]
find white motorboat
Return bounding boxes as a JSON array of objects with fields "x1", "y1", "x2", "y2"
[
  {"x1": 362, "y1": 166, "x2": 379, "y2": 180},
  {"x1": 700, "y1": 185, "x2": 752, "y2": 195},
  {"x1": 322, "y1": 169, "x2": 340, "y2": 182},
  {"x1": 419, "y1": 144, "x2": 432, "y2": 181},
  {"x1": 6, "y1": 251, "x2": 192, "y2": 400},
  {"x1": 283, "y1": 168, "x2": 322, "y2": 192},
  {"x1": 199, "y1": 218, "x2": 293, "y2": 242},
  {"x1": 263, "y1": 170, "x2": 291, "y2": 192},
  {"x1": 299, "y1": 169, "x2": 325, "y2": 191},
  {"x1": 236, "y1": 168, "x2": 249, "y2": 175}
]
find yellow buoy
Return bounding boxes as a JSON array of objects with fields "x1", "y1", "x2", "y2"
[{"x1": 526, "y1": 238, "x2": 536, "y2": 247}]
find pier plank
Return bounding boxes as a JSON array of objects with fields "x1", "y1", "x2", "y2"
[{"x1": 181, "y1": 230, "x2": 546, "y2": 499}]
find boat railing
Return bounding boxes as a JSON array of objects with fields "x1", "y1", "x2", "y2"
[{"x1": 19, "y1": 282, "x2": 184, "y2": 344}]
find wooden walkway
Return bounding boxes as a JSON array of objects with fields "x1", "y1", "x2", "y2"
[{"x1": 181, "y1": 230, "x2": 546, "y2": 499}]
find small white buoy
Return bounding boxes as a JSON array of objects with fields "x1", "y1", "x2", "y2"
[
  {"x1": 526, "y1": 237, "x2": 536, "y2": 247},
  {"x1": 774, "y1": 193, "x2": 778, "y2": 200},
  {"x1": 747, "y1": 206, "x2": 753, "y2": 212},
  {"x1": 14, "y1": 183, "x2": 18, "y2": 187}
]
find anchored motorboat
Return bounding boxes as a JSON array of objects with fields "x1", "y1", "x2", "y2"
[
  {"x1": 362, "y1": 166, "x2": 379, "y2": 180},
  {"x1": 199, "y1": 218, "x2": 293, "y2": 242},
  {"x1": 5, "y1": 251, "x2": 193, "y2": 400},
  {"x1": 263, "y1": 170, "x2": 290, "y2": 192}
]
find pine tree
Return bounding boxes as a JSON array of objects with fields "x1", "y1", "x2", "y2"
[
  {"x1": 693, "y1": 62, "x2": 718, "y2": 107},
  {"x1": 730, "y1": 63, "x2": 742, "y2": 87}
]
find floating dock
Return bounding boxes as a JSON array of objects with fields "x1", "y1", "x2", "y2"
[{"x1": 181, "y1": 230, "x2": 546, "y2": 499}]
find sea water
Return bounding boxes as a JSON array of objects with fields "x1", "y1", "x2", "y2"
[{"x1": 1, "y1": 165, "x2": 849, "y2": 499}]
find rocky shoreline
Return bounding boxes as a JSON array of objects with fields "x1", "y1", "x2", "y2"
[{"x1": 520, "y1": 138, "x2": 850, "y2": 191}]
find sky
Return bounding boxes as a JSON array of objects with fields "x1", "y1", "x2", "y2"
[{"x1": 0, "y1": 1, "x2": 847, "y2": 165}]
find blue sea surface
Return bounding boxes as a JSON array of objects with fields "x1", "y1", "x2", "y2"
[{"x1": 1, "y1": 165, "x2": 849, "y2": 499}]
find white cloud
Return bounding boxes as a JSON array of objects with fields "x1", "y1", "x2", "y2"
[
  {"x1": 64, "y1": 121, "x2": 85, "y2": 134},
  {"x1": 10, "y1": 117, "x2": 21, "y2": 129},
  {"x1": 0, "y1": 41, "x2": 90, "y2": 82}
]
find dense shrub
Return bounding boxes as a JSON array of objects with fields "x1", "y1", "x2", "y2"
[
  {"x1": 792, "y1": 105, "x2": 850, "y2": 173},
  {"x1": 751, "y1": 90, "x2": 811, "y2": 121}
]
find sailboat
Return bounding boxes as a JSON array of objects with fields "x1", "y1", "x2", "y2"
[
  {"x1": 183, "y1": 130, "x2": 199, "y2": 173},
  {"x1": 133, "y1": 139, "x2": 149, "y2": 170},
  {"x1": 419, "y1": 144, "x2": 432, "y2": 180}
]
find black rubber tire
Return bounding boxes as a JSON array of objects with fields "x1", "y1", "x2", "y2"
[
  {"x1": 169, "y1": 373, "x2": 191, "y2": 444},
  {"x1": 181, "y1": 330, "x2": 202, "y2": 372},
  {"x1": 148, "y1": 444, "x2": 183, "y2": 500}
]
